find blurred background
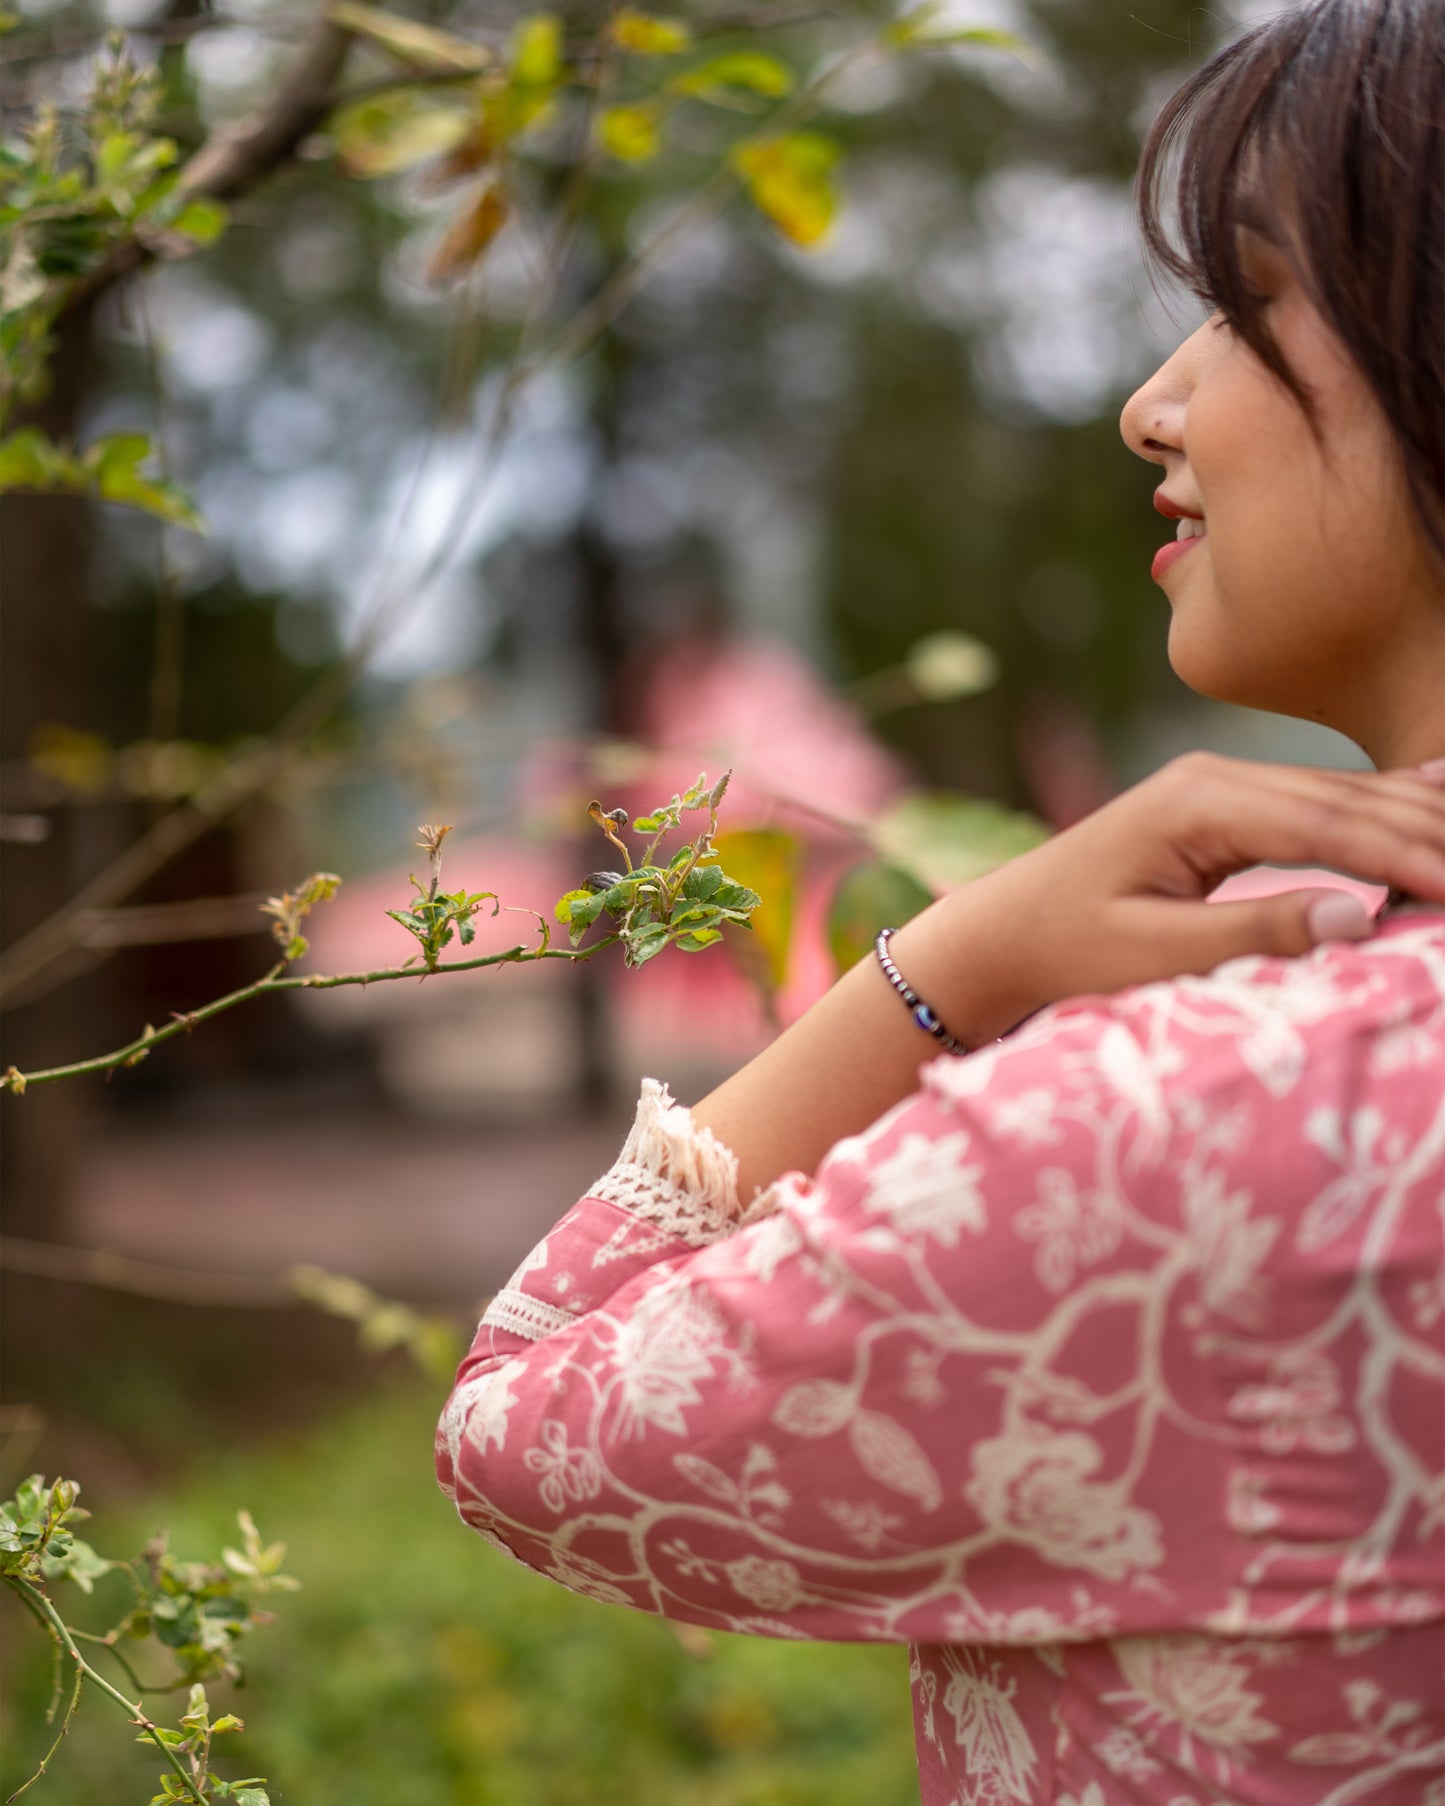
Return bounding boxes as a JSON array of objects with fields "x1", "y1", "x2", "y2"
[{"x1": 0, "y1": 0, "x2": 1368, "y2": 1798}]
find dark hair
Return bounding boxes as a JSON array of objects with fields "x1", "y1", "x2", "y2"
[{"x1": 1136, "y1": 0, "x2": 1445, "y2": 564}]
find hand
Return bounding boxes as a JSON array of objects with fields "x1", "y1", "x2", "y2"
[{"x1": 939, "y1": 752, "x2": 1445, "y2": 1032}]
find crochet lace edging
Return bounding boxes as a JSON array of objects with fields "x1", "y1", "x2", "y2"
[
  {"x1": 589, "y1": 1077, "x2": 751, "y2": 1244},
  {"x1": 481, "y1": 1288, "x2": 578, "y2": 1342}
]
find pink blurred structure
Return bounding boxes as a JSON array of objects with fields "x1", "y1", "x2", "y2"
[{"x1": 304, "y1": 636, "x2": 1387, "y2": 1112}]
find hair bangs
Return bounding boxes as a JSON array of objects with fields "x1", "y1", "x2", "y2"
[{"x1": 1136, "y1": 0, "x2": 1445, "y2": 563}]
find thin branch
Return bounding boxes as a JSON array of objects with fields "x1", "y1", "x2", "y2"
[
  {"x1": 0, "y1": 1235, "x2": 293, "y2": 1307},
  {"x1": 526, "y1": 34, "x2": 880, "y2": 382},
  {"x1": 61, "y1": 10, "x2": 356, "y2": 317},
  {"x1": 69, "y1": 893, "x2": 274, "y2": 952},
  {"x1": 2, "y1": 1582, "x2": 82, "y2": 1804},
  {"x1": 3, "y1": 1577, "x2": 208, "y2": 1806},
  {"x1": 68, "y1": 1628, "x2": 156, "y2": 1700},
  {"x1": 0, "y1": 21, "x2": 878, "y2": 1011},
  {"x1": 0, "y1": 14, "x2": 266, "y2": 70},
  {"x1": 1, "y1": 933, "x2": 612, "y2": 1094}
]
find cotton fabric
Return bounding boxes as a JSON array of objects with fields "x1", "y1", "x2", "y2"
[{"x1": 437, "y1": 908, "x2": 1445, "y2": 1805}]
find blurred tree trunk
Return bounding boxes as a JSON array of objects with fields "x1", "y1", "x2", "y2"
[{"x1": 0, "y1": 301, "x2": 104, "y2": 1241}]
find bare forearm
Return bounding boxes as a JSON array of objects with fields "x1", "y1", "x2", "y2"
[{"x1": 692, "y1": 884, "x2": 1023, "y2": 1201}]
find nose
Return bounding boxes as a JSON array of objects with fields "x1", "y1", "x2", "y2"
[{"x1": 1119, "y1": 320, "x2": 1212, "y2": 467}]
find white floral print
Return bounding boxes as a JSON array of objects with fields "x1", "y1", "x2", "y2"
[
  {"x1": 1107, "y1": 1635, "x2": 1276, "y2": 1784},
  {"x1": 522, "y1": 1420, "x2": 601, "y2": 1513},
  {"x1": 987, "y1": 1088, "x2": 1063, "y2": 1148},
  {"x1": 938, "y1": 1645, "x2": 1037, "y2": 1804},
  {"x1": 1013, "y1": 1167, "x2": 1122, "y2": 1293},
  {"x1": 438, "y1": 912, "x2": 1445, "y2": 1806},
  {"x1": 725, "y1": 1554, "x2": 806, "y2": 1612},
  {"x1": 966, "y1": 1423, "x2": 1164, "y2": 1580},
  {"x1": 861, "y1": 1131, "x2": 987, "y2": 1246},
  {"x1": 611, "y1": 1280, "x2": 748, "y2": 1437}
]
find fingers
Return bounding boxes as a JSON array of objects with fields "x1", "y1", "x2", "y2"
[
  {"x1": 1160, "y1": 754, "x2": 1445, "y2": 902},
  {"x1": 1109, "y1": 887, "x2": 1375, "y2": 990}
]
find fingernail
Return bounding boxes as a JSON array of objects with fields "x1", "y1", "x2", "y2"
[
  {"x1": 1308, "y1": 893, "x2": 1373, "y2": 942},
  {"x1": 1415, "y1": 757, "x2": 1445, "y2": 781}
]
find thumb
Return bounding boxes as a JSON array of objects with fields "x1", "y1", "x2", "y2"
[{"x1": 1191, "y1": 887, "x2": 1377, "y2": 967}]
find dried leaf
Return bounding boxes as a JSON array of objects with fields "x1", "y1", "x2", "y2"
[
  {"x1": 329, "y1": 1, "x2": 491, "y2": 72},
  {"x1": 427, "y1": 183, "x2": 510, "y2": 283}
]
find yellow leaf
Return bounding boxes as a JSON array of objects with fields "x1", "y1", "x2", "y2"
[
  {"x1": 712, "y1": 830, "x2": 799, "y2": 988},
  {"x1": 601, "y1": 103, "x2": 662, "y2": 163},
  {"x1": 732, "y1": 133, "x2": 840, "y2": 246},
  {"x1": 511, "y1": 12, "x2": 563, "y2": 86},
  {"x1": 613, "y1": 7, "x2": 692, "y2": 55},
  {"x1": 329, "y1": 1, "x2": 491, "y2": 71},
  {"x1": 427, "y1": 183, "x2": 510, "y2": 283},
  {"x1": 672, "y1": 51, "x2": 794, "y2": 99},
  {"x1": 332, "y1": 94, "x2": 473, "y2": 177}
]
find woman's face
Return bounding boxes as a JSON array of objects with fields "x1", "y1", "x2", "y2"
[{"x1": 1119, "y1": 226, "x2": 1444, "y2": 768}]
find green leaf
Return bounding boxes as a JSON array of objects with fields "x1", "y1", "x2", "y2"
[
  {"x1": 0, "y1": 427, "x2": 70, "y2": 490},
  {"x1": 85, "y1": 433, "x2": 206, "y2": 531},
  {"x1": 672, "y1": 927, "x2": 723, "y2": 951},
  {"x1": 673, "y1": 51, "x2": 794, "y2": 99},
  {"x1": 613, "y1": 8, "x2": 692, "y2": 55},
  {"x1": 556, "y1": 888, "x2": 610, "y2": 936},
  {"x1": 600, "y1": 104, "x2": 663, "y2": 163},
  {"x1": 554, "y1": 888, "x2": 592, "y2": 923},
  {"x1": 866, "y1": 793, "x2": 1050, "y2": 895},
  {"x1": 826, "y1": 861, "x2": 933, "y2": 975},
  {"x1": 626, "y1": 922, "x2": 671, "y2": 966},
  {"x1": 679, "y1": 865, "x2": 724, "y2": 902},
  {"x1": 328, "y1": 1, "x2": 492, "y2": 71},
  {"x1": 168, "y1": 197, "x2": 229, "y2": 246},
  {"x1": 43, "y1": 1535, "x2": 112, "y2": 1592}
]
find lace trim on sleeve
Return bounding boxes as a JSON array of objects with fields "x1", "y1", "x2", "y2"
[
  {"x1": 481, "y1": 1288, "x2": 578, "y2": 1342},
  {"x1": 589, "y1": 1076, "x2": 768, "y2": 1248}
]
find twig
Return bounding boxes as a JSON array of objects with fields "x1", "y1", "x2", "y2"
[
  {"x1": 0, "y1": 1235, "x2": 294, "y2": 1307},
  {"x1": 0, "y1": 14, "x2": 265, "y2": 69},
  {"x1": 528, "y1": 34, "x2": 880, "y2": 383},
  {"x1": 2, "y1": 1580, "x2": 83, "y2": 1803},
  {"x1": 61, "y1": 10, "x2": 356, "y2": 316},
  {"x1": 1, "y1": 934, "x2": 613, "y2": 1093},
  {"x1": 68, "y1": 893, "x2": 274, "y2": 951},
  {"x1": 3, "y1": 1577, "x2": 208, "y2": 1806},
  {"x1": 0, "y1": 19, "x2": 880, "y2": 1012},
  {"x1": 68, "y1": 1628, "x2": 157, "y2": 1699}
]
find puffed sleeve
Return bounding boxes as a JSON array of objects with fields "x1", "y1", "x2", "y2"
[{"x1": 436, "y1": 924, "x2": 1445, "y2": 1647}]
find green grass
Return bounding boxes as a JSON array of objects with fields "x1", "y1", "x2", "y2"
[{"x1": 1, "y1": 1378, "x2": 920, "y2": 1806}]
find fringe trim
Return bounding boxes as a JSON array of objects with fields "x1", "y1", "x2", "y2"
[{"x1": 589, "y1": 1077, "x2": 745, "y2": 1244}]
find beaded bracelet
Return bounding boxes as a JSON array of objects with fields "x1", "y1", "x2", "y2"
[{"x1": 874, "y1": 927, "x2": 969, "y2": 1056}]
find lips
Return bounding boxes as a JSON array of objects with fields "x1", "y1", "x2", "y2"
[{"x1": 1151, "y1": 535, "x2": 1205, "y2": 582}]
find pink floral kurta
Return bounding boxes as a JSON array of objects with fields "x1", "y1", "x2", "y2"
[{"x1": 437, "y1": 907, "x2": 1445, "y2": 1805}]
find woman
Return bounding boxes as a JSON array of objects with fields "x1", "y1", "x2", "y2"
[{"x1": 437, "y1": 3, "x2": 1445, "y2": 1800}]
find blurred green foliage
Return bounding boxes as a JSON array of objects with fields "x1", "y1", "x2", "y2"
[{"x1": 0, "y1": 1383, "x2": 919, "y2": 1805}]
